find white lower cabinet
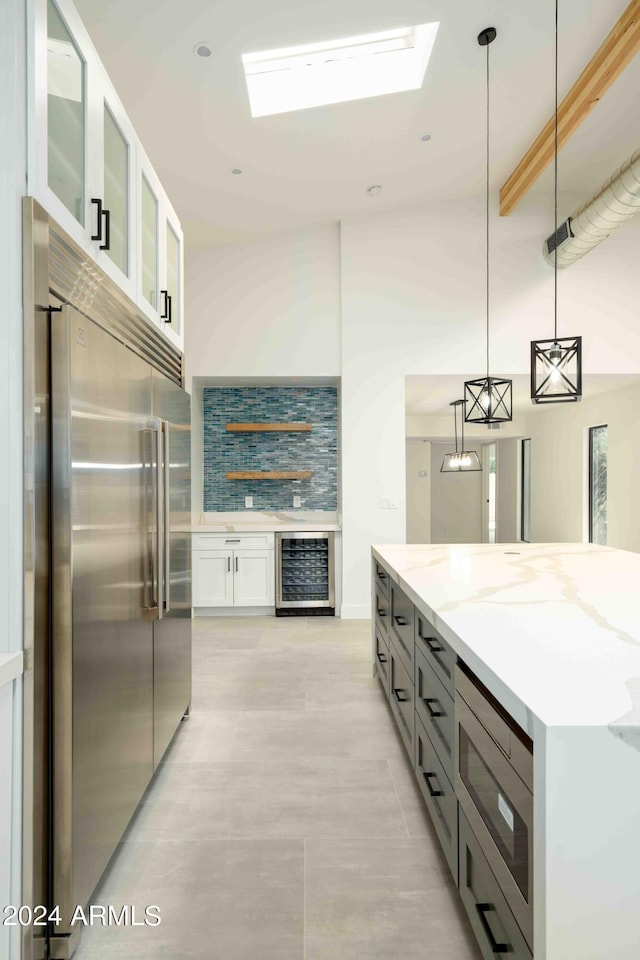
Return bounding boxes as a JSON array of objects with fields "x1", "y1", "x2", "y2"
[{"x1": 193, "y1": 534, "x2": 275, "y2": 609}]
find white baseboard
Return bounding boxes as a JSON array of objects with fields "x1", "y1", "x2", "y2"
[
  {"x1": 340, "y1": 604, "x2": 372, "y2": 620},
  {"x1": 193, "y1": 606, "x2": 275, "y2": 618}
]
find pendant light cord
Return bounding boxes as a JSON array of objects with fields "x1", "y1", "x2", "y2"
[
  {"x1": 460, "y1": 401, "x2": 465, "y2": 453},
  {"x1": 485, "y1": 41, "x2": 490, "y2": 378},
  {"x1": 554, "y1": 0, "x2": 559, "y2": 341}
]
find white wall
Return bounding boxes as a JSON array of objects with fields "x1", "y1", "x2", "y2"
[
  {"x1": 184, "y1": 191, "x2": 640, "y2": 616},
  {"x1": 523, "y1": 381, "x2": 640, "y2": 552},
  {"x1": 406, "y1": 440, "x2": 431, "y2": 543},
  {"x1": 185, "y1": 222, "x2": 341, "y2": 388},
  {"x1": 339, "y1": 195, "x2": 640, "y2": 615},
  {"x1": 496, "y1": 438, "x2": 520, "y2": 543},
  {"x1": 0, "y1": 0, "x2": 26, "y2": 956},
  {"x1": 430, "y1": 443, "x2": 483, "y2": 544}
]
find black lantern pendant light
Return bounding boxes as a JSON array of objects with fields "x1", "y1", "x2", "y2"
[
  {"x1": 441, "y1": 399, "x2": 482, "y2": 473},
  {"x1": 531, "y1": 0, "x2": 582, "y2": 404},
  {"x1": 465, "y1": 27, "x2": 513, "y2": 425}
]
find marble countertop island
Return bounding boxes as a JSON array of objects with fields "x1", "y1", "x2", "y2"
[{"x1": 373, "y1": 542, "x2": 640, "y2": 960}]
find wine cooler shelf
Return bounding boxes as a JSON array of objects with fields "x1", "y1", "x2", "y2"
[{"x1": 276, "y1": 532, "x2": 335, "y2": 615}]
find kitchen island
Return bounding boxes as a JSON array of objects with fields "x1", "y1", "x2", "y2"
[{"x1": 372, "y1": 542, "x2": 640, "y2": 960}]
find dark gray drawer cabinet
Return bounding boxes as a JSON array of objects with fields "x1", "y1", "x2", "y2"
[
  {"x1": 375, "y1": 629, "x2": 390, "y2": 698},
  {"x1": 374, "y1": 583, "x2": 390, "y2": 639},
  {"x1": 415, "y1": 646, "x2": 454, "y2": 777},
  {"x1": 389, "y1": 637, "x2": 414, "y2": 759},
  {"x1": 390, "y1": 583, "x2": 415, "y2": 676},
  {"x1": 374, "y1": 559, "x2": 390, "y2": 598},
  {"x1": 415, "y1": 611, "x2": 455, "y2": 697},
  {"x1": 415, "y1": 714, "x2": 458, "y2": 880},
  {"x1": 458, "y1": 811, "x2": 532, "y2": 960}
]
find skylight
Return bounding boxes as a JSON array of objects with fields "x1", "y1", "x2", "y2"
[{"x1": 242, "y1": 22, "x2": 440, "y2": 118}]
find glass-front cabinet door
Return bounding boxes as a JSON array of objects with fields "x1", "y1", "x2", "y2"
[
  {"x1": 137, "y1": 145, "x2": 161, "y2": 322},
  {"x1": 161, "y1": 208, "x2": 184, "y2": 351},
  {"x1": 90, "y1": 73, "x2": 136, "y2": 298},
  {"x1": 40, "y1": 0, "x2": 88, "y2": 244}
]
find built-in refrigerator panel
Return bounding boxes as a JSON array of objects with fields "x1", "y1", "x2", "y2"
[
  {"x1": 151, "y1": 370, "x2": 192, "y2": 768},
  {"x1": 50, "y1": 304, "x2": 155, "y2": 941}
]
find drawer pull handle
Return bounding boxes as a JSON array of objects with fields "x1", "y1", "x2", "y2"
[
  {"x1": 226, "y1": 539, "x2": 241, "y2": 543},
  {"x1": 377, "y1": 651, "x2": 388, "y2": 665},
  {"x1": 393, "y1": 687, "x2": 409, "y2": 703},
  {"x1": 425, "y1": 697, "x2": 444, "y2": 718},
  {"x1": 424, "y1": 636, "x2": 444, "y2": 654},
  {"x1": 475, "y1": 903, "x2": 510, "y2": 954},
  {"x1": 394, "y1": 615, "x2": 408, "y2": 627},
  {"x1": 377, "y1": 608, "x2": 386, "y2": 618},
  {"x1": 377, "y1": 570, "x2": 387, "y2": 580},
  {"x1": 423, "y1": 771, "x2": 444, "y2": 798}
]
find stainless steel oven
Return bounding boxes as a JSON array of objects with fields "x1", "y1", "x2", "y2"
[{"x1": 455, "y1": 663, "x2": 534, "y2": 951}]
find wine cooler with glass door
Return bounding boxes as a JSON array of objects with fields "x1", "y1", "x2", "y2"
[{"x1": 275, "y1": 532, "x2": 335, "y2": 615}]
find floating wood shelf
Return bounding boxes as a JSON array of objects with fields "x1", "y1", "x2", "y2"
[
  {"x1": 226, "y1": 471, "x2": 312, "y2": 481},
  {"x1": 226, "y1": 422, "x2": 312, "y2": 433}
]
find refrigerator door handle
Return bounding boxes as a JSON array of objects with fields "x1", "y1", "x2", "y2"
[
  {"x1": 154, "y1": 424, "x2": 164, "y2": 620},
  {"x1": 162, "y1": 420, "x2": 171, "y2": 613}
]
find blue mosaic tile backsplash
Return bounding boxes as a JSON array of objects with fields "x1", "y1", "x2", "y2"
[{"x1": 203, "y1": 387, "x2": 338, "y2": 512}]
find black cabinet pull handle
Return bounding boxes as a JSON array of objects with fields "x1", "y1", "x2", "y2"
[
  {"x1": 167, "y1": 293, "x2": 172, "y2": 324},
  {"x1": 377, "y1": 608, "x2": 386, "y2": 618},
  {"x1": 475, "y1": 903, "x2": 510, "y2": 954},
  {"x1": 235, "y1": 556, "x2": 238, "y2": 572},
  {"x1": 377, "y1": 651, "x2": 388, "y2": 665},
  {"x1": 394, "y1": 615, "x2": 408, "y2": 627},
  {"x1": 227, "y1": 557, "x2": 230, "y2": 572},
  {"x1": 424, "y1": 636, "x2": 444, "y2": 654},
  {"x1": 425, "y1": 697, "x2": 444, "y2": 718},
  {"x1": 377, "y1": 570, "x2": 387, "y2": 580},
  {"x1": 100, "y1": 207, "x2": 110, "y2": 250},
  {"x1": 393, "y1": 687, "x2": 408, "y2": 703},
  {"x1": 226, "y1": 539, "x2": 241, "y2": 543},
  {"x1": 161, "y1": 289, "x2": 170, "y2": 321},
  {"x1": 423, "y1": 771, "x2": 444, "y2": 797},
  {"x1": 91, "y1": 198, "x2": 103, "y2": 241}
]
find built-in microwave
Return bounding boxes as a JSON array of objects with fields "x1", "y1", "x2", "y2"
[{"x1": 455, "y1": 663, "x2": 534, "y2": 951}]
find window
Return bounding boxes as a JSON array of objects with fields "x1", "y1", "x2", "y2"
[
  {"x1": 589, "y1": 425, "x2": 608, "y2": 545},
  {"x1": 521, "y1": 439, "x2": 531, "y2": 542}
]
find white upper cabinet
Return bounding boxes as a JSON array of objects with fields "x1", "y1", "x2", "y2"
[
  {"x1": 136, "y1": 145, "x2": 184, "y2": 351},
  {"x1": 32, "y1": 0, "x2": 184, "y2": 352}
]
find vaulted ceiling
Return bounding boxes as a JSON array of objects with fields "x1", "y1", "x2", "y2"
[{"x1": 74, "y1": 0, "x2": 639, "y2": 247}]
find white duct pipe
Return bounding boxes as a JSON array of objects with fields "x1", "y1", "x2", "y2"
[{"x1": 543, "y1": 147, "x2": 640, "y2": 267}]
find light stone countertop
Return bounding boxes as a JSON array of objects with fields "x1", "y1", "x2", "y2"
[
  {"x1": 373, "y1": 542, "x2": 640, "y2": 736},
  {"x1": 193, "y1": 511, "x2": 341, "y2": 533},
  {"x1": 0, "y1": 651, "x2": 23, "y2": 689}
]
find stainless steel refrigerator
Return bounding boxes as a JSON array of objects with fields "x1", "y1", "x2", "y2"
[{"x1": 23, "y1": 200, "x2": 191, "y2": 960}]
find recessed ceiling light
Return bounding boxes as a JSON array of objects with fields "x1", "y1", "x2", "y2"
[
  {"x1": 367, "y1": 184, "x2": 382, "y2": 197},
  {"x1": 231, "y1": 168, "x2": 243, "y2": 175},
  {"x1": 194, "y1": 42, "x2": 212, "y2": 58},
  {"x1": 420, "y1": 133, "x2": 432, "y2": 141},
  {"x1": 242, "y1": 22, "x2": 440, "y2": 118}
]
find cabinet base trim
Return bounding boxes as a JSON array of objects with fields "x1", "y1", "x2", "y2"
[{"x1": 193, "y1": 606, "x2": 276, "y2": 618}]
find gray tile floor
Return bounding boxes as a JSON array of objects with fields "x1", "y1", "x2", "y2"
[{"x1": 74, "y1": 617, "x2": 481, "y2": 960}]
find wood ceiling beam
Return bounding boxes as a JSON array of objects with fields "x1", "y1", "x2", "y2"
[{"x1": 499, "y1": 0, "x2": 640, "y2": 216}]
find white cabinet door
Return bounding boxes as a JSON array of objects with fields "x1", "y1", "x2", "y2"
[
  {"x1": 90, "y1": 71, "x2": 137, "y2": 300},
  {"x1": 233, "y1": 549, "x2": 275, "y2": 606},
  {"x1": 193, "y1": 550, "x2": 233, "y2": 607},
  {"x1": 160, "y1": 200, "x2": 184, "y2": 353},
  {"x1": 35, "y1": 0, "x2": 91, "y2": 251},
  {"x1": 136, "y1": 143, "x2": 162, "y2": 326}
]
